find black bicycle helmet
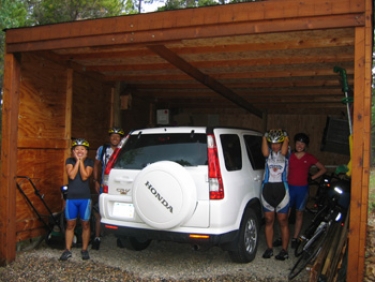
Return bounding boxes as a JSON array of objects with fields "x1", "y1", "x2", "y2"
[
  {"x1": 266, "y1": 129, "x2": 286, "y2": 144},
  {"x1": 71, "y1": 138, "x2": 90, "y2": 149},
  {"x1": 294, "y1": 133, "x2": 310, "y2": 146},
  {"x1": 108, "y1": 127, "x2": 125, "y2": 136}
]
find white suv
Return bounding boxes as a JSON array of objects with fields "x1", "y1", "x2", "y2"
[{"x1": 99, "y1": 126, "x2": 264, "y2": 263}]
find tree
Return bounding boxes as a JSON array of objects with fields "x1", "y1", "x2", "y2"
[
  {"x1": 29, "y1": 0, "x2": 128, "y2": 25},
  {"x1": 0, "y1": 0, "x2": 29, "y2": 142},
  {"x1": 0, "y1": 0, "x2": 28, "y2": 88}
]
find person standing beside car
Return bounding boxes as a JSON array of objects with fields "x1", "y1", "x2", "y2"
[
  {"x1": 92, "y1": 127, "x2": 125, "y2": 250},
  {"x1": 60, "y1": 138, "x2": 94, "y2": 261},
  {"x1": 261, "y1": 129, "x2": 290, "y2": 261},
  {"x1": 287, "y1": 132, "x2": 327, "y2": 248}
]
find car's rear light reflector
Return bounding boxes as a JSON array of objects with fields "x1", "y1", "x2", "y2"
[
  {"x1": 104, "y1": 224, "x2": 119, "y2": 230},
  {"x1": 189, "y1": 234, "x2": 210, "y2": 239},
  {"x1": 207, "y1": 134, "x2": 224, "y2": 200}
]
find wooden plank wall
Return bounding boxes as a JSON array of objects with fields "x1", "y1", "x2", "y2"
[
  {"x1": 15, "y1": 53, "x2": 69, "y2": 241},
  {"x1": 120, "y1": 95, "x2": 152, "y2": 134},
  {"x1": 71, "y1": 72, "x2": 113, "y2": 160},
  {"x1": 172, "y1": 107, "x2": 349, "y2": 167},
  {"x1": 14, "y1": 54, "x2": 113, "y2": 242}
]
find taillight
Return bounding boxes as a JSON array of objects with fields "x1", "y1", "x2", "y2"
[
  {"x1": 102, "y1": 147, "x2": 121, "y2": 194},
  {"x1": 207, "y1": 134, "x2": 224, "y2": 199}
]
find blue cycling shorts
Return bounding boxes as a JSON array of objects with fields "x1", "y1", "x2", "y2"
[
  {"x1": 65, "y1": 199, "x2": 92, "y2": 221},
  {"x1": 288, "y1": 185, "x2": 309, "y2": 211}
]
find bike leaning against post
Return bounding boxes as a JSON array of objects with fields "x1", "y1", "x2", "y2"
[{"x1": 288, "y1": 175, "x2": 350, "y2": 281}]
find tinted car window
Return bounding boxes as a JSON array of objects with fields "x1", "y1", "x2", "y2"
[
  {"x1": 244, "y1": 135, "x2": 264, "y2": 170},
  {"x1": 114, "y1": 133, "x2": 207, "y2": 169},
  {"x1": 220, "y1": 134, "x2": 242, "y2": 171}
]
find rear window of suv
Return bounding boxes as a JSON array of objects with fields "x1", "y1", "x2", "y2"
[
  {"x1": 113, "y1": 133, "x2": 207, "y2": 169},
  {"x1": 244, "y1": 135, "x2": 264, "y2": 170}
]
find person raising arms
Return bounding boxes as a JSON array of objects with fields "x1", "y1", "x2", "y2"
[{"x1": 261, "y1": 129, "x2": 290, "y2": 261}]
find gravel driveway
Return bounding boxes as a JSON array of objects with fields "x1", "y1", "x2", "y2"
[{"x1": 0, "y1": 223, "x2": 310, "y2": 282}]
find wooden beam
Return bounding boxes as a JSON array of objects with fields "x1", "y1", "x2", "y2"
[
  {"x1": 0, "y1": 53, "x2": 20, "y2": 265},
  {"x1": 5, "y1": 0, "x2": 364, "y2": 46},
  {"x1": 6, "y1": 13, "x2": 364, "y2": 53},
  {"x1": 127, "y1": 78, "x2": 352, "y2": 89},
  {"x1": 87, "y1": 55, "x2": 354, "y2": 72},
  {"x1": 57, "y1": 29, "x2": 355, "y2": 61},
  {"x1": 148, "y1": 44, "x2": 263, "y2": 118}
]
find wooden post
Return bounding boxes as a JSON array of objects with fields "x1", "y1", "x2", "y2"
[
  {"x1": 347, "y1": 0, "x2": 373, "y2": 277},
  {"x1": 0, "y1": 53, "x2": 21, "y2": 265}
]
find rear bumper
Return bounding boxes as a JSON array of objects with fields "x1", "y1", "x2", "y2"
[{"x1": 103, "y1": 224, "x2": 239, "y2": 248}]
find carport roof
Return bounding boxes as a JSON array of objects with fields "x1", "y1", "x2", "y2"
[{"x1": 4, "y1": 0, "x2": 367, "y2": 116}]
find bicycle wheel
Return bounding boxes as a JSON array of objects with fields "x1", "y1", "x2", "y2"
[
  {"x1": 294, "y1": 236, "x2": 307, "y2": 257},
  {"x1": 288, "y1": 226, "x2": 328, "y2": 281}
]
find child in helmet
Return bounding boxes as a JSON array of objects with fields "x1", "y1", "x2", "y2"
[
  {"x1": 287, "y1": 133, "x2": 327, "y2": 248},
  {"x1": 92, "y1": 127, "x2": 125, "y2": 250},
  {"x1": 261, "y1": 129, "x2": 290, "y2": 260},
  {"x1": 60, "y1": 138, "x2": 94, "y2": 261}
]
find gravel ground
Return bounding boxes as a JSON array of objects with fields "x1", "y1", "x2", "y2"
[{"x1": 0, "y1": 225, "x2": 311, "y2": 282}]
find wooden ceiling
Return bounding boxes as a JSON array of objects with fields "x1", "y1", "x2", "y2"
[{"x1": 5, "y1": 0, "x2": 365, "y2": 117}]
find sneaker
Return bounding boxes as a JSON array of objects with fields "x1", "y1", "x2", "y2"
[
  {"x1": 273, "y1": 237, "x2": 282, "y2": 247},
  {"x1": 91, "y1": 237, "x2": 101, "y2": 250},
  {"x1": 59, "y1": 250, "x2": 72, "y2": 261},
  {"x1": 262, "y1": 248, "x2": 273, "y2": 259},
  {"x1": 291, "y1": 238, "x2": 298, "y2": 249},
  {"x1": 81, "y1": 250, "x2": 90, "y2": 260},
  {"x1": 275, "y1": 249, "x2": 289, "y2": 261}
]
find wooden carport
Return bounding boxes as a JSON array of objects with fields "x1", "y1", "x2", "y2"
[{"x1": 0, "y1": 0, "x2": 372, "y2": 281}]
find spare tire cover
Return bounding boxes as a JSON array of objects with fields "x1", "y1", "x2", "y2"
[{"x1": 133, "y1": 161, "x2": 197, "y2": 229}]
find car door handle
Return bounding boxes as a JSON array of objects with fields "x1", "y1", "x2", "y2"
[{"x1": 115, "y1": 176, "x2": 134, "y2": 183}]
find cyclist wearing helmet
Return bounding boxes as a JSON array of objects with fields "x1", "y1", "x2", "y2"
[
  {"x1": 261, "y1": 129, "x2": 290, "y2": 261},
  {"x1": 92, "y1": 127, "x2": 125, "y2": 250},
  {"x1": 60, "y1": 138, "x2": 94, "y2": 261},
  {"x1": 286, "y1": 132, "x2": 327, "y2": 248}
]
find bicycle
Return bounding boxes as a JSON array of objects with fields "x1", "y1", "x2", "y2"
[
  {"x1": 288, "y1": 177, "x2": 350, "y2": 281},
  {"x1": 305, "y1": 174, "x2": 332, "y2": 214},
  {"x1": 288, "y1": 207, "x2": 341, "y2": 280}
]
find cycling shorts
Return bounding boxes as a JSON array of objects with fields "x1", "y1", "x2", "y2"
[
  {"x1": 261, "y1": 182, "x2": 290, "y2": 214},
  {"x1": 65, "y1": 199, "x2": 92, "y2": 221},
  {"x1": 289, "y1": 184, "x2": 309, "y2": 211}
]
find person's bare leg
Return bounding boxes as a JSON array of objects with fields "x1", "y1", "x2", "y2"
[
  {"x1": 293, "y1": 210, "x2": 304, "y2": 239},
  {"x1": 81, "y1": 220, "x2": 91, "y2": 251},
  {"x1": 65, "y1": 220, "x2": 76, "y2": 250},
  {"x1": 264, "y1": 211, "x2": 275, "y2": 249},
  {"x1": 277, "y1": 212, "x2": 289, "y2": 251}
]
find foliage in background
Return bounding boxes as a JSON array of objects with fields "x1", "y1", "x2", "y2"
[
  {"x1": 156, "y1": 0, "x2": 260, "y2": 11},
  {"x1": 0, "y1": 0, "x2": 28, "y2": 90},
  {"x1": 0, "y1": 0, "x2": 29, "y2": 142},
  {"x1": 28, "y1": 0, "x2": 128, "y2": 24}
]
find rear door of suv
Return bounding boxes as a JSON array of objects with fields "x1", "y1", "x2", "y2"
[{"x1": 100, "y1": 127, "x2": 211, "y2": 230}]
